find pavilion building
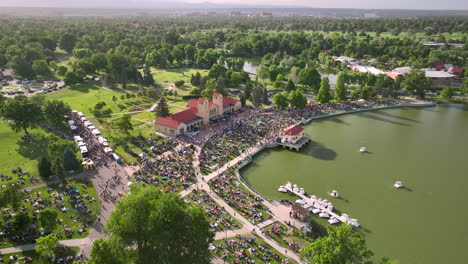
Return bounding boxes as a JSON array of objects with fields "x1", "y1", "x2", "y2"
[{"x1": 154, "y1": 93, "x2": 241, "y2": 136}]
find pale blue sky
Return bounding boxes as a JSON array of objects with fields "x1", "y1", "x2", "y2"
[{"x1": 0, "y1": 0, "x2": 467, "y2": 9}]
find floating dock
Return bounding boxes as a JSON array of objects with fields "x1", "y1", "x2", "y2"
[{"x1": 281, "y1": 182, "x2": 360, "y2": 227}]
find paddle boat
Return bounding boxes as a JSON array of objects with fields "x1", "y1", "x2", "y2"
[
  {"x1": 348, "y1": 218, "x2": 360, "y2": 227},
  {"x1": 299, "y1": 188, "x2": 305, "y2": 195},
  {"x1": 329, "y1": 190, "x2": 339, "y2": 198},
  {"x1": 394, "y1": 181, "x2": 404, "y2": 189},
  {"x1": 319, "y1": 212, "x2": 330, "y2": 218},
  {"x1": 278, "y1": 186, "x2": 287, "y2": 193},
  {"x1": 359, "y1": 147, "x2": 367, "y2": 153},
  {"x1": 295, "y1": 199, "x2": 306, "y2": 205},
  {"x1": 328, "y1": 217, "x2": 339, "y2": 224}
]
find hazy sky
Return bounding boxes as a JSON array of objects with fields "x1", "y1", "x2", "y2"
[{"x1": 1, "y1": 0, "x2": 467, "y2": 10}]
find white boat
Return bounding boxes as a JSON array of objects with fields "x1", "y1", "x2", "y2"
[
  {"x1": 329, "y1": 190, "x2": 339, "y2": 198},
  {"x1": 319, "y1": 212, "x2": 330, "y2": 218},
  {"x1": 312, "y1": 208, "x2": 321, "y2": 214},
  {"x1": 299, "y1": 188, "x2": 305, "y2": 195},
  {"x1": 278, "y1": 186, "x2": 287, "y2": 193},
  {"x1": 328, "y1": 217, "x2": 339, "y2": 224},
  {"x1": 359, "y1": 147, "x2": 367, "y2": 153},
  {"x1": 349, "y1": 218, "x2": 360, "y2": 227},
  {"x1": 394, "y1": 181, "x2": 404, "y2": 188}
]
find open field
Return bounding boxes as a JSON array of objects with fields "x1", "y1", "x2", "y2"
[
  {"x1": 151, "y1": 68, "x2": 209, "y2": 84},
  {"x1": 1, "y1": 246, "x2": 79, "y2": 264}
]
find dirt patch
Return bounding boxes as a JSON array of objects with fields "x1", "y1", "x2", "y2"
[{"x1": 130, "y1": 104, "x2": 152, "y2": 112}]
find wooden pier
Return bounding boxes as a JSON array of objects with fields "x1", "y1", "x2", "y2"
[{"x1": 282, "y1": 183, "x2": 359, "y2": 227}]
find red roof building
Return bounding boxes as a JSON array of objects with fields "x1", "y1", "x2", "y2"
[
  {"x1": 283, "y1": 125, "x2": 304, "y2": 136},
  {"x1": 155, "y1": 93, "x2": 242, "y2": 136}
]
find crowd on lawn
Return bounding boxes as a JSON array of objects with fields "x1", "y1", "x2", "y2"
[
  {"x1": 212, "y1": 235, "x2": 291, "y2": 264},
  {"x1": 263, "y1": 223, "x2": 301, "y2": 253},
  {"x1": 123, "y1": 135, "x2": 179, "y2": 161},
  {"x1": 131, "y1": 146, "x2": 196, "y2": 192},
  {"x1": 0, "y1": 183, "x2": 95, "y2": 246},
  {"x1": 209, "y1": 171, "x2": 269, "y2": 224},
  {"x1": 2, "y1": 249, "x2": 82, "y2": 264},
  {"x1": 0, "y1": 167, "x2": 37, "y2": 189},
  {"x1": 198, "y1": 98, "x2": 401, "y2": 173},
  {"x1": 187, "y1": 189, "x2": 241, "y2": 231}
]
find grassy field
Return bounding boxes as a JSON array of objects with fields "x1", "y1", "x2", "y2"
[
  {"x1": 151, "y1": 68, "x2": 209, "y2": 84},
  {"x1": 0, "y1": 121, "x2": 57, "y2": 187},
  {"x1": 47, "y1": 82, "x2": 154, "y2": 117}
]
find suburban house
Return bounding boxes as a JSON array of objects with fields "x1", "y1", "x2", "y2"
[{"x1": 154, "y1": 93, "x2": 241, "y2": 136}]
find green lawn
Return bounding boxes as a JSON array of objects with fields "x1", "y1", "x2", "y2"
[
  {"x1": 262, "y1": 222, "x2": 310, "y2": 252},
  {"x1": 0, "y1": 121, "x2": 55, "y2": 187},
  {"x1": 151, "y1": 68, "x2": 209, "y2": 84},
  {"x1": 47, "y1": 82, "x2": 153, "y2": 117}
]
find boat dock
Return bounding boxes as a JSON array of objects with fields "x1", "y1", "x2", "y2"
[{"x1": 281, "y1": 182, "x2": 359, "y2": 227}]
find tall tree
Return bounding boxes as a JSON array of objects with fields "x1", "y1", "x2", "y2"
[
  {"x1": 43, "y1": 100, "x2": 70, "y2": 127},
  {"x1": 301, "y1": 224, "x2": 374, "y2": 264},
  {"x1": 272, "y1": 92, "x2": 289, "y2": 109},
  {"x1": 402, "y1": 70, "x2": 431, "y2": 98},
  {"x1": 298, "y1": 68, "x2": 321, "y2": 92},
  {"x1": 251, "y1": 85, "x2": 264, "y2": 107},
  {"x1": 0, "y1": 185, "x2": 23, "y2": 208},
  {"x1": 334, "y1": 73, "x2": 347, "y2": 101},
  {"x1": 155, "y1": 96, "x2": 170, "y2": 117},
  {"x1": 90, "y1": 239, "x2": 129, "y2": 264},
  {"x1": 440, "y1": 87, "x2": 453, "y2": 99},
  {"x1": 1, "y1": 96, "x2": 42, "y2": 137},
  {"x1": 63, "y1": 148, "x2": 79, "y2": 172},
  {"x1": 105, "y1": 184, "x2": 214, "y2": 264},
  {"x1": 316, "y1": 77, "x2": 332, "y2": 104},
  {"x1": 286, "y1": 79, "x2": 296, "y2": 91},
  {"x1": 289, "y1": 90, "x2": 308, "y2": 108},
  {"x1": 35, "y1": 234, "x2": 60, "y2": 260},
  {"x1": 38, "y1": 157, "x2": 52, "y2": 180},
  {"x1": 32, "y1": 60, "x2": 51, "y2": 77},
  {"x1": 59, "y1": 34, "x2": 77, "y2": 53},
  {"x1": 115, "y1": 114, "x2": 134, "y2": 135},
  {"x1": 38, "y1": 208, "x2": 58, "y2": 232}
]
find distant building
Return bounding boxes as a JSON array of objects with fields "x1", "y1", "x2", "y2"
[
  {"x1": 154, "y1": 93, "x2": 241, "y2": 136},
  {"x1": 230, "y1": 11, "x2": 241, "y2": 17},
  {"x1": 351, "y1": 65, "x2": 385, "y2": 75},
  {"x1": 424, "y1": 69, "x2": 456, "y2": 88},
  {"x1": 386, "y1": 67, "x2": 412, "y2": 79},
  {"x1": 261, "y1": 11, "x2": 273, "y2": 17},
  {"x1": 333, "y1": 56, "x2": 356, "y2": 64}
]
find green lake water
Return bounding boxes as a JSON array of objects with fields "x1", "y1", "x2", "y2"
[{"x1": 240, "y1": 104, "x2": 468, "y2": 263}]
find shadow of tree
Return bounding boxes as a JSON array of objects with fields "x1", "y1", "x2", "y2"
[
  {"x1": 325, "y1": 116, "x2": 351, "y2": 126},
  {"x1": 356, "y1": 112, "x2": 410, "y2": 126},
  {"x1": 372, "y1": 109, "x2": 420, "y2": 123},
  {"x1": 16, "y1": 132, "x2": 50, "y2": 160},
  {"x1": 301, "y1": 141, "x2": 337, "y2": 160}
]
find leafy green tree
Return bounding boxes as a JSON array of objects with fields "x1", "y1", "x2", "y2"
[
  {"x1": 59, "y1": 34, "x2": 77, "y2": 53},
  {"x1": 35, "y1": 234, "x2": 60, "y2": 260},
  {"x1": 402, "y1": 70, "x2": 431, "y2": 98},
  {"x1": 298, "y1": 68, "x2": 321, "y2": 92},
  {"x1": 174, "y1": 80, "x2": 185, "y2": 88},
  {"x1": 189, "y1": 87, "x2": 200, "y2": 96},
  {"x1": 63, "y1": 148, "x2": 79, "y2": 172},
  {"x1": 91, "y1": 53, "x2": 107, "y2": 72},
  {"x1": 300, "y1": 224, "x2": 374, "y2": 264},
  {"x1": 64, "y1": 70, "x2": 83, "y2": 86},
  {"x1": 272, "y1": 92, "x2": 289, "y2": 108},
  {"x1": 0, "y1": 185, "x2": 23, "y2": 208},
  {"x1": 32, "y1": 60, "x2": 51, "y2": 77},
  {"x1": 38, "y1": 157, "x2": 52, "y2": 179},
  {"x1": 11, "y1": 212, "x2": 31, "y2": 235},
  {"x1": 256, "y1": 65, "x2": 270, "y2": 84},
  {"x1": 334, "y1": 73, "x2": 347, "y2": 101},
  {"x1": 208, "y1": 64, "x2": 227, "y2": 79},
  {"x1": 289, "y1": 90, "x2": 308, "y2": 108},
  {"x1": 440, "y1": 87, "x2": 453, "y2": 99},
  {"x1": 38, "y1": 208, "x2": 58, "y2": 232},
  {"x1": 360, "y1": 86, "x2": 374, "y2": 100},
  {"x1": 1, "y1": 96, "x2": 42, "y2": 137},
  {"x1": 43, "y1": 100, "x2": 70, "y2": 127},
  {"x1": 190, "y1": 72, "x2": 202, "y2": 86},
  {"x1": 115, "y1": 114, "x2": 134, "y2": 135},
  {"x1": 316, "y1": 77, "x2": 332, "y2": 104},
  {"x1": 251, "y1": 85, "x2": 264, "y2": 107},
  {"x1": 105, "y1": 184, "x2": 214, "y2": 264},
  {"x1": 90, "y1": 239, "x2": 129, "y2": 264},
  {"x1": 57, "y1": 66, "x2": 68, "y2": 76},
  {"x1": 51, "y1": 156, "x2": 66, "y2": 183},
  {"x1": 286, "y1": 79, "x2": 296, "y2": 91},
  {"x1": 155, "y1": 96, "x2": 170, "y2": 117}
]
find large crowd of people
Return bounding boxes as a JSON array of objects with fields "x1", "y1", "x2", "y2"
[
  {"x1": 131, "y1": 147, "x2": 196, "y2": 192},
  {"x1": 187, "y1": 189, "x2": 241, "y2": 231},
  {"x1": 212, "y1": 234, "x2": 292, "y2": 264},
  {"x1": 209, "y1": 171, "x2": 270, "y2": 224}
]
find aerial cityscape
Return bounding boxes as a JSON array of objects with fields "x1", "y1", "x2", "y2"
[{"x1": 0, "y1": 1, "x2": 467, "y2": 263}]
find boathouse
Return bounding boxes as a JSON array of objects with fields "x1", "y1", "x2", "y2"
[{"x1": 277, "y1": 125, "x2": 311, "y2": 151}]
